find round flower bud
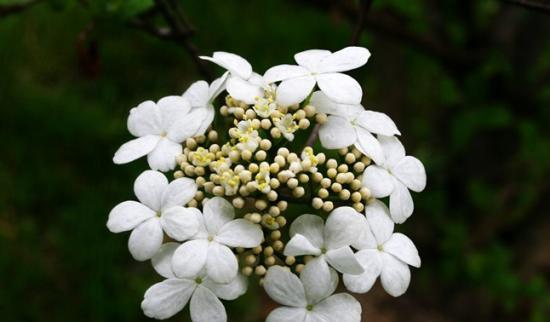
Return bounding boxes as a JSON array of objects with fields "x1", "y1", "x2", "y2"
[
  {"x1": 295, "y1": 264, "x2": 305, "y2": 273},
  {"x1": 327, "y1": 168, "x2": 337, "y2": 178},
  {"x1": 298, "y1": 173, "x2": 309, "y2": 183},
  {"x1": 255, "y1": 150, "x2": 267, "y2": 161},
  {"x1": 320, "y1": 178, "x2": 331, "y2": 188},
  {"x1": 184, "y1": 165, "x2": 195, "y2": 177},
  {"x1": 260, "y1": 139, "x2": 272, "y2": 150},
  {"x1": 312, "y1": 197, "x2": 323, "y2": 209},
  {"x1": 263, "y1": 246, "x2": 274, "y2": 257},
  {"x1": 251, "y1": 119, "x2": 261, "y2": 129},
  {"x1": 277, "y1": 148, "x2": 290, "y2": 157},
  {"x1": 173, "y1": 170, "x2": 184, "y2": 179},
  {"x1": 242, "y1": 266, "x2": 253, "y2": 276},
  {"x1": 312, "y1": 172, "x2": 323, "y2": 183},
  {"x1": 260, "y1": 118, "x2": 272, "y2": 130},
  {"x1": 265, "y1": 256, "x2": 276, "y2": 266},
  {"x1": 245, "y1": 254, "x2": 256, "y2": 265},
  {"x1": 229, "y1": 150, "x2": 240, "y2": 162},
  {"x1": 303, "y1": 105, "x2": 316, "y2": 117},
  {"x1": 269, "y1": 205, "x2": 280, "y2": 216},
  {"x1": 285, "y1": 256, "x2": 296, "y2": 266},
  {"x1": 351, "y1": 191, "x2": 362, "y2": 203},
  {"x1": 255, "y1": 265, "x2": 267, "y2": 276},
  {"x1": 353, "y1": 162, "x2": 366, "y2": 173},
  {"x1": 353, "y1": 202, "x2": 365, "y2": 212},
  {"x1": 196, "y1": 176, "x2": 206, "y2": 187},
  {"x1": 315, "y1": 113, "x2": 327, "y2": 124},
  {"x1": 287, "y1": 178, "x2": 299, "y2": 189},
  {"x1": 241, "y1": 150, "x2": 252, "y2": 161},
  {"x1": 337, "y1": 164, "x2": 349, "y2": 173},
  {"x1": 326, "y1": 159, "x2": 337, "y2": 169},
  {"x1": 270, "y1": 127, "x2": 281, "y2": 138},
  {"x1": 322, "y1": 201, "x2": 334, "y2": 212},
  {"x1": 207, "y1": 130, "x2": 218, "y2": 142},
  {"x1": 339, "y1": 189, "x2": 351, "y2": 200},
  {"x1": 245, "y1": 109, "x2": 256, "y2": 119},
  {"x1": 233, "y1": 108, "x2": 245, "y2": 119},
  {"x1": 267, "y1": 191, "x2": 278, "y2": 202},
  {"x1": 272, "y1": 240, "x2": 284, "y2": 251},
  {"x1": 277, "y1": 200, "x2": 288, "y2": 211},
  {"x1": 318, "y1": 188, "x2": 329, "y2": 199},
  {"x1": 187, "y1": 199, "x2": 198, "y2": 208},
  {"x1": 287, "y1": 153, "x2": 298, "y2": 163},
  {"x1": 360, "y1": 187, "x2": 371, "y2": 199},
  {"x1": 232, "y1": 197, "x2": 245, "y2": 209},
  {"x1": 249, "y1": 213, "x2": 262, "y2": 224},
  {"x1": 239, "y1": 186, "x2": 250, "y2": 196},
  {"x1": 186, "y1": 138, "x2": 197, "y2": 149},
  {"x1": 316, "y1": 153, "x2": 326, "y2": 164},
  {"x1": 255, "y1": 199, "x2": 268, "y2": 211},
  {"x1": 298, "y1": 118, "x2": 310, "y2": 129},
  {"x1": 194, "y1": 166, "x2": 205, "y2": 176},
  {"x1": 338, "y1": 147, "x2": 348, "y2": 156},
  {"x1": 345, "y1": 153, "x2": 356, "y2": 164},
  {"x1": 361, "y1": 156, "x2": 372, "y2": 166},
  {"x1": 249, "y1": 163, "x2": 259, "y2": 173},
  {"x1": 220, "y1": 105, "x2": 229, "y2": 116},
  {"x1": 270, "y1": 178, "x2": 280, "y2": 189},
  {"x1": 293, "y1": 186, "x2": 305, "y2": 198},
  {"x1": 331, "y1": 182, "x2": 342, "y2": 193},
  {"x1": 350, "y1": 179, "x2": 362, "y2": 191},
  {"x1": 269, "y1": 163, "x2": 280, "y2": 173},
  {"x1": 212, "y1": 186, "x2": 225, "y2": 196},
  {"x1": 274, "y1": 155, "x2": 286, "y2": 168},
  {"x1": 209, "y1": 144, "x2": 220, "y2": 153},
  {"x1": 276, "y1": 216, "x2": 287, "y2": 227},
  {"x1": 253, "y1": 245, "x2": 263, "y2": 254}
]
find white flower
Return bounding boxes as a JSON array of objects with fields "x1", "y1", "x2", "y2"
[
  {"x1": 182, "y1": 73, "x2": 228, "y2": 134},
  {"x1": 283, "y1": 207, "x2": 364, "y2": 275},
  {"x1": 234, "y1": 120, "x2": 260, "y2": 152},
  {"x1": 275, "y1": 114, "x2": 299, "y2": 141},
  {"x1": 312, "y1": 91, "x2": 400, "y2": 164},
  {"x1": 253, "y1": 96, "x2": 277, "y2": 118},
  {"x1": 172, "y1": 197, "x2": 263, "y2": 283},
  {"x1": 200, "y1": 51, "x2": 263, "y2": 104},
  {"x1": 264, "y1": 46, "x2": 371, "y2": 106},
  {"x1": 361, "y1": 135, "x2": 426, "y2": 223},
  {"x1": 254, "y1": 163, "x2": 271, "y2": 193},
  {"x1": 142, "y1": 242, "x2": 247, "y2": 322},
  {"x1": 107, "y1": 170, "x2": 199, "y2": 261},
  {"x1": 264, "y1": 261, "x2": 361, "y2": 322},
  {"x1": 343, "y1": 201, "x2": 420, "y2": 297},
  {"x1": 219, "y1": 169, "x2": 240, "y2": 196},
  {"x1": 113, "y1": 96, "x2": 207, "y2": 171}
]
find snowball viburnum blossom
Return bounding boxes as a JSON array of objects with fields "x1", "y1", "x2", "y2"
[
  {"x1": 264, "y1": 261, "x2": 362, "y2": 322},
  {"x1": 312, "y1": 91, "x2": 400, "y2": 165},
  {"x1": 361, "y1": 135, "x2": 427, "y2": 223},
  {"x1": 200, "y1": 52, "x2": 264, "y2": 104},
  {"x1": 142, "y1": 243, "x2": 247, "y2": 322},
  {"x1": 113, "y1": 96, "x2": 208, "y2": 171},
  {"x1": 172, "y1": 197, "x2": 263, "y2": 283},
  {"x1": 263, "y1": 46, "x2": 370, "y2": 106},
  {"x1": 344, "y1": 201, "x2": 421, "y2": 297},
  {"x1": 107, "y1": 170, "x2": 199, "y2": 261},
  {"x1": 283, "y1": 207, "x2": 364, "y2": 275}
]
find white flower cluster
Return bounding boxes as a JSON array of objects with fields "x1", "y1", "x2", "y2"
[{"x1": 107, "y1": 47, "x2": 426, "y2": 322}]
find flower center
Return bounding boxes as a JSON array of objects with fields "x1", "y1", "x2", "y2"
[
  {"x1": 321, "y1": 248, "x2": 327, "y2": 254},
  {"x1": 195, "y1": 277, "x2": 203, "y2": 284},
  {"x1": 306, "y1": 304, "x2": 314, "y2": 311},
  {"x1": 208, "y1": 235, "x2": 214, "y2": 242},
  {"x1": 377, "y1": 244, "x2": 384, "y2": 251}
]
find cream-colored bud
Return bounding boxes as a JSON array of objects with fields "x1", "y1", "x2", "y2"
[
  {"x1": 255, "y1": 265, "x2": 266, "y2": 276},
  {"x1": 270, "y1": 127, "x2": 281, "y2": 138},
  {"x1": 241, "y1": 150, "x2": 252, "y2": 161},
  {"x1": 320, "y1": 178, "x2": 331, "y2": 188},
  {"x1": 242, "y1": 266, "x2": 253, "y2": 276},
  {"x1": 303, "y1": 104, "x2": 316, "y2": 117},
  {"x1": 331, "y1": 182, "x2": 343, "y2": 193},
  {"x1": 212, "y1": 186, "x2": 225, "y2": 196},
  {"x1": 196, "y1": 135, "x2": 206, "y2": 144},
  {"x1": 194, "y1": 166, "x2": 205, "y2": 176},
  {"x1": 312, "y1": 172, "x2": 323, "y2": 182},
  {"x1": 249, "y1": 213, "x2": 262, "y2": 224},
  {"x1": 360, "y1": 187, "x2": 371, "y2": 199},
  {"x1": 295, "y1": 264, "x2": 305, "y2": 274},
  {"x1": 220, "y1": 105, "x2": 229, "y2": 116},
  {"x1": 337, "y1": 164, "x2": 349, "y2": 173},
  {"x1": 326, "y1": 159, "x2": 337, "y2": 169},
  {"x1": 351, "y1": 147, "x2": 362, "y2": 158},
  {"x1": 298, "y1": 173, "x2": 309, "y2": 183},
  {"x1": 255, "y1": 199, "x2": 268, "y2": 211},
  {"x1": 249, "y1": 163, "x2": 259, "y2": 173},
  {"x1": 229, "y1": 150, "x2": 240, "y2": 162},
  {"x1": 351, "y1": 179, "x2": 362, "y2": 191},
  {"x1": 268, "y1": 205, "x2": 280, "y2": 216},
  {"x1": 239, "y1": 185, "x2": 250, "y2": 196},
  {"x1": 277, "y1": 148, "x2": 289, "y2": 157},
  {"x1": 298, "y1": 118, "x2": 310, "y2": 129},
  {"x1": 186, "y1": 138, "x2": 197, "y2": 149},
  {"x1": 301, "y1": 159, "x2": 312, "y2": 171},
  {"x1": 195, "y1": 191, "x2": 204, "y2": 201},
  {"x1": 316, "y1": 153, "x2": 326, "y2": 164},
  {"x1": 246, "y1": 181, "x2": 256, "y2": 192},
  {"x1": 265, "y1": 256, "x2": 276, "y2": 266},
  {"x1": 245, "y1": 109, "x2": 256, "y2": 119},
  {"x1": 255, "y1": 150, "x2": 267, "y2": 161},
  {"x1": 233, "y1": 107, "x2": 245, "y2": 119},
  {"x1": 285, "y1": 256, "x2": 296, "y2": 266},
  {"x1": 245, "y1": 254, "x2": 256, "y2": 265},
  {"x1": 277, "y1": 200, "x2": 288, "y2": 211},
  {"x1": 203, "y1": 182, "x2": 214, "y2": 193},
  {"x1": 232, "y1": 197, "x2": 245, "y2": 209},
  {"x1": 345, "y1": 153, "x2": 356, "y2": 164},
  {"x1": 287, "y1": 153, "x2": 298, "y2": 162},
  {"x1": 315, "y1": 113, "x2": 327, "y2": 124},
  {"x1": 293, "y1": 186, "x2": 305, "y2": 198},
  {"x1": 272, "y1": 240, "x2": 284, "y2": 251},
  {"x1": 267, "y1": 190, "x2": 278, "y2": 202},
  {"x1": 260, "y1": 118, "x2": 272, "y2": 130},
  {"x1": 251, "y1": 119, "x2": 261, "y2": 129},
  {"x1": 260, "y1": 139, "x2": 272, "y2": 150},
  {"x1": 351, "y1": 191, "x2": 362, "y2": 203},
  {"x1": 269, "y1": 163, "x2": 280, "y2": 173},
  {"x1": 312, "y1": 197, "x2": 323, "y2": 209},
  {"x1": 327, "y1": 168, "x2": 337, "y2": 178},
  {"x1": 263, "y1": 246, "x2": 274, "y2": 257},
  {"x1": 207, "y1": 130, "x2": 218, "y2": 142},
  {"x1": 339, "y1": 189, "x2": 351, "y2": 200},
  {"x1": 287, "y1": 178, "x2": 299, "y2": 189},
  {"x1": 271, "y1": 230, "x2": 281, "y2": 240},
  {"x1": 322, "y1": 201, "x2": 334, "y2": 212},
  {"x1": 269, "y1": 178, "x2": 280, "y2": 189},
  {"x1": 318, "y1": 188, "x2": 329, "y2": 199},
  {"x1": 187, "y1": 199, "x2": 198, "y2": 208},
  {"x1": 209, "y1": 144, "x2": 220, "y2": 153},
  {"x1": 353, "y1": 162, "x2": 366, "y2": 173},
  {"x1": 353, "y1": 202, "x2": 365, "y2": 212},
  {"x1": 274, "y1": 155, "x2": 286, "y2": 167},
  {"x1": 176, "y1": 154, "x2": 186, "y2": 164},
  {"x1": 253, "y1": 245, "x2": 263, "y2": 254},
  {"x1": 335, "y1": 173, "x2": 347, "y2": 184},
  {"x1": 294, "y1": 109, "x2": 306, "y2": 120},
  {"x1": 184, "y1": 165, "x2": 196, "y2": 177},
  {"x1": 196, "y1": 176, "x2": 206, "y2": 187},
  {"x1": 173, "y1": 170, "x2": 184, "y2": 179},
  {"x1": 338, "y1": 147, "x2": 348, "y2": 155},
  {"x1": 361, "y1": 156, "x2": 372, "y2": 166}
]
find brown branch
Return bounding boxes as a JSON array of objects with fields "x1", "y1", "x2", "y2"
[
  {"x1": 0, "y1": 0, "x2": 42, "y2": 18},
  {"x1": 502, "y1": 0, "x2": 550, "y2": 14}
]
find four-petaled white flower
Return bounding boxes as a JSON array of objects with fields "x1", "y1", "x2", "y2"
[
  {"x1": 312, "y1": 91, "x2": 400, "y2": 164},
  {"x1": 182, "y1": 73, "x2": 228, "y2": 135},
  {"x1": 142, "y1": 242, "x2": 247, "y2": 322},
  {"x1": 264, "y1": 261, "x2": 361, "y2": 322},
  {"x1": 275, "y1": 114, "x2": 299, "y2": 141},
  {"x1": 107, "y1": 170, "x2": 199, "y2": 261},
  {"x1": 172, "y1": 197, "x2": 263, "y2": 283},
  {"x1": 344, "y1": 201, "x2": 421, "y2": 297},
  {"x1": 263, "y1": 46, "x2": 370, "y2": 106},
  {"x1": 200, "y1": 51, "x2": 264, "y2": 104},
  {"x1": 361, "y1": 135, "x2": 427, "y2": 223},
  {"x1": 113, "y1": 96, "x2": 207, "y2": 171},
  {"x1": 284, "y1": 207, "x2": 364, "y2": 275}
]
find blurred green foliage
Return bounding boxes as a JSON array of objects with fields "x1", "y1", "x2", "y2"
[{"x1": 0, "y1": 0, "x2": 549, "y2": 321}]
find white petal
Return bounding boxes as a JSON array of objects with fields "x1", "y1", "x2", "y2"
[
  {"x1": 380, "y1": 252, "x2": 411, "y2": 297},
  {"x1": 127, "y1": 100, "x2": 162, "y2": 137},
  {"x1": 324, "y1": 206, "x2": 364, "y2": 250},
  {"x1": 161, "y1": 177, "x2": 197, "y2": 210},
  {"x1": 316, "y1": 73, "x2": 362, "y2": 105},
  {"x1": 215, "y1": 219, "x2": 263, "y2": 248},
  {"x1": 325, "y1": 247, "x2": 364, "y2": 275},
  {"x1": 294, "y1": 49, "x2": 331, "y2": 71},
  {"x1": 289, "y1": 214, "x2": 325, "y2": 249},
  {"x1": 161, "y1": 206, "x2": 200, "y2": 241},
  {"x1": 106, "y1": 201, "x2": 155, "y2": 233},
  {"x1": 343, "y1": 249, "x2": 382, "y2": 293},
  {"x1": 190, "y1": 285, "x2": 227, "y2": 322},
  {"x1": 226, "y1": 76, "x2": 263, "y2": 104},
  {"x1": 206, "y1": 242, "x2": 238, "y2": 283},
  {"x1": 389, "y1": 179, "x2": 414, "y2": 224},
  {"x1": 157, "y1": 95, "x2": 192, "y2": 130},
  {"x1": 203, "y1": 197, "x2": 234, "y2": 235},
  {"x1": 172, "y1": 239, "x2": 209, "y2": 279},
  {"x1": 128, "y1": 217, "x2": 163, "y2": 261},
  {"x1": 204, "y1": 274, "x2": 248, "y2": 300},
  {"x1": 309, "y1": 91, "x2": 338, "y2": 115},
  {"x1": 134, "y1": 170, "x2": 167, "y2": 211},
  {"x1": 263, "y1": 64, "x2": 310, "y2": 83},
  {"x1": 361, "y1": 165, "x2": 394, "y2": 198},
  {"x1": 300, "y1": 257, "x2": 338, "y2": 304},
  {"x1": 392, "y1": 156, "x2": 426, "y2": 192},
  {"x1": 266, "y1": 307, "x2": 307, "y2": 322},
  {"x1": 350, "y1": 214, "x2": 377, "y2": 250},
  {"x1": 208, "y1": 72, "x2": 229, "y2": 101},
  {"x1": 366, "y1": 204, "x2": 394, "y2": 245},
  {"x1": 152, "y1": 242, "x2": 179, "y2": 278},
  {"x1": 284, "y1": 233, "x2": 322, "y2": 257},
  {"x1": 183, "y1": 81, "x2": 209, "y2": 108},
  {"x1": 264, "y1": 266, "x2": 307, "y2": 307},
  {"x1": 113, "y1": 135, "x2": 160, "y2": 165},
  {"x1": 378, "y1": 135, "x2": 405, "y2": 168},
  {"x1": 194, "y1": 105, "x2": 215, "y2": 136},
  {"x1": 354, "y1": 127, "x2": 385, "y2": 165},
  {"x1": 318, "y1": 46, "x2": 371, "y2": 73},
  {"x1": 201, "y1": 51, "x2": 252, "y2": 79},
  {"x1": 146, "y1": 138, "x2": 182, "y2": 172},
  {"x1": 383, "y1": 233, "x2": 421, "y2": 268},
  {"x1": 313, "y1": 293, "x2": 362, "y2": 322},
  {"x1": 167, "y1": 107, "x2": 206, "y2": 142},
  {"x1": 319, "y1": 116, "x2": 356, "y2": 149},
  {"x1": 357, "y1": 110, "x2": 400, "y2": 136},
  {"x1": 276, "y1": 76, "x2": 316, "y2": 107},
  {"x1": 141, "y1": 278, "x2": 195, "y2": 319}
]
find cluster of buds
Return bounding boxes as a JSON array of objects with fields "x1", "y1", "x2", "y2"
[{"x1": 108, "y1": 47, "x2": 426, "y2": 322}]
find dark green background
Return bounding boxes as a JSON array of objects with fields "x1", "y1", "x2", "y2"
[{"x1": 1, "y1": 0, "x2": 548, "y2": 321}]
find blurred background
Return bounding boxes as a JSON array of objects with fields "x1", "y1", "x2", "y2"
[{"x1": 1, "y1": 0, "x2": 549, "y2": 321}]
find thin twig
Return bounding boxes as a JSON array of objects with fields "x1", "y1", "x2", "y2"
[
  {"x1": 305, "y1": 0, "x2": 374, "y2": 148},
  {"x1": 501, "y1": 0, "x2": 550, "y2": 14},
  {"x1": 0, "y1": 0, "x2": 42, "y2": 18}
]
